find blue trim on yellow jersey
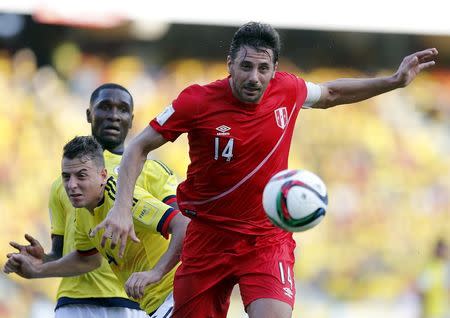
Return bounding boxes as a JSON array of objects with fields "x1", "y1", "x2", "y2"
[
  {"x1": 156, "y1": 208, "x2": 174, "y2": 235},
  {"x1": 55, "y1": 297, "x2": 141, "y2": 310}
]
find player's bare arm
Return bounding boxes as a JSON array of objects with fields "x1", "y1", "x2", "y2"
[
  {"x1": 90, "y1": 125, "x2": 168, "y2": 258},
  {"x1": 125, "y1": 212, "x2": 190, "y2": 299},
  {"x1": 311, "y1": 48, "x2": 438, "y2": 109},
  {"x1": 9, "y1": 233, "x2": 63, "y2": 263},
  {"x1": 4, "y1": 249, "x2": 102, "y2": 279}
]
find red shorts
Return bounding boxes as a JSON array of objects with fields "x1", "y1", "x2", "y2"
[{"x1": 172, "y1": 221, "x2": 296, "y2": 318}]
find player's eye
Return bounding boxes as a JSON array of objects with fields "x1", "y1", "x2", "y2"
[
  {"x1": 98, "y1": 103, "x2": 110, "y2": 110},
  {"x1": 259, "y1": 65, "x2": 269, "y2": 72}
]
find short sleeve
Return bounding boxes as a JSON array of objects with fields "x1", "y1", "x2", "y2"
[
  {"x1": 74, "y1": 210, "x2": 96, "y2": 252},
  {"x1": 132, "y1": 187, "x2": 180, "y2": 239},
  {"x1": 295, "y1": 75, "x2": 308, "y2": 108},
  {"x1": 149, "y1": 85, "x2": 201, "y2": 142},
  {"x1": 275, "y1": 72, "x2": 308, "y2": 110},
  {"x1": 142, "y1": 160, "x2": 178, "y2": 205},
  {"x1": 48, "y1": 178, "x2": 67, "y2": 236}
]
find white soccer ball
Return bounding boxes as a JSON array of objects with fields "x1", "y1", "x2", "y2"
[{"x1": 263, "y1": 169, "x2": 328, "y2": 232}]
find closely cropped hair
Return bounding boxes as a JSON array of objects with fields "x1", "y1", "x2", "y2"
[
  {"x1": 229, "y1": 22, "x2": 281, "y2": 64},
  {"x1": 63, "y1": 136, "x2": 105, "y2": 168},
  {"x1": 90, "y1": 83, "x2": 134, "y2": 107}
]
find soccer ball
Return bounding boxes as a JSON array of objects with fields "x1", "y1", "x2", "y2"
[{"x1": 262, "y1": 169, "x2": 328, "y2": 232}]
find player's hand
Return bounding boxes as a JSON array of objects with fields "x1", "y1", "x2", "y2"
[
  {"x1": 3, "y1": 253, "x2": 41, "y2": 278},
  {"x1": 125, "y1": 270, "x2": 164, "y2": 299},
  {"x1": 395, "y1": 48, "x2": 438, "y2": 87},
  {"x1": 9, "y1": 234, "x2": 45, "y2": 260},
  {"x1": 3, "y1": 253, "x2": 21, "y2": 274},
  {"x1": 90, "y1": 205, "x2": 140, "y2": 258}
]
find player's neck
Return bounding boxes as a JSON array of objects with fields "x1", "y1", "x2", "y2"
[
  {"x1": 104, "y1": 145, "x2": 124, "y2": 155},
  {"x1": 86, "y1": 190, "x2": 106, "y2": 213}
]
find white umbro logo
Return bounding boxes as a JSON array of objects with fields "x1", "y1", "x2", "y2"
[
  {"x1": 216, "y1": 125, "x2": 230, "y2": 133},
  {"x1": 216, "y1": 125, "x2": 231, "y2": 136}
]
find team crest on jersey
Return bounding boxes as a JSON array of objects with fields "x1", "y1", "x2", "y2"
[
  {"x1": 274, "y1": 107, "x2": 288, "y2": 129},
  {"x1": 216, "y1": 125, "x2": 231, "y2": 136},
  {"x1": 113, "y1": 166, "x2": 120, "y2": 175}
]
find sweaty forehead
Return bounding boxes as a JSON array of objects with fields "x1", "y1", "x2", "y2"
[
  {"x1": 93, "y1": 88, "x2": 132, "y2": 107},
  {"x1": 235, "y1": 46, "x2": 274, "y2": 63}
]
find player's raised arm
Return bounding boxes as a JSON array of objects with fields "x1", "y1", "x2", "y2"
[
  {"x1": 309, "y1": 48, "x2": 438, "y2": 109},
  {"x1": 90, "y1": 125, "x2": 168, "y2": 257},
  {"x1": 4, "y1": 250, "x2": 102, "y2": 279}
]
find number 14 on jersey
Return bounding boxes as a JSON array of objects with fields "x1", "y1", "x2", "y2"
[{"x1": 214, "y1": 137, "x2": 234, "y2": 161}]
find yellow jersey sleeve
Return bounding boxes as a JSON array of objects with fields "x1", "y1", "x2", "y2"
[
  {"x1": 74, "y1": 210, "x2": 97, "y2": 253},
  {"x1": 141, "y1": 160, "x2": 178, "y2": 205},
  {"x1": 103, "y1": 151, "x2": 178, "y2": 205},
  {"x1": 48, "y1": 178, "x2": 66, "y2": 236},
  {"x1": 128, "y1": 185, "x2": 179, "y2": 239}
]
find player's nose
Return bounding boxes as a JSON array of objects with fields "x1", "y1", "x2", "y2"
[
  {"x1": 67, "y1": 176, "x2": 78, "y2": 190},
  {"x1": 106, "y1": 107, "x2": 120, "y2": 121},
  {"x1": 248, "y1": 69, "x2": 259, "y2": 83}
]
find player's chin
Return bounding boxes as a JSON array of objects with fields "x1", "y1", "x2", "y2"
[
  {"x1": 101, "y1": 134, "x2": 122, "y2": 144},
  {"x1": 241, "y1": 92, "x2": 262, "y2": 103},
  {"x1": 69, "y1": 197, "x2": 84, "y2": 208},
  {"x1": 99, "y1": 136, "x2": 123, "y2": 149}
]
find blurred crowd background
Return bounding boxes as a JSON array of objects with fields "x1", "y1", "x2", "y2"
[{"x1": 0, "y1": 13, "x2": 449, "y2": 318}]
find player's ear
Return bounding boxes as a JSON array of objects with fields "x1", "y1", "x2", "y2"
[
  {"x1": 272, "y1": 62, "x2": 278, "y2": 78},
  {"x1": 100, "y1": 168, "x2": 107, "y2": 185},
  {"x1": 227, "y1": 56, "x2": 232, "y2": 74},
  {"x1": 86, "y1": 108, "x2": 92, "y2": 123}
]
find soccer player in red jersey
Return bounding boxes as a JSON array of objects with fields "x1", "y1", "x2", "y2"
[{"x1": 91, "y1": 22, "x2": 438, "y2": 317}]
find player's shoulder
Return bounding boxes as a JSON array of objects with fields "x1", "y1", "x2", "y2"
[
  {"x1": 102, "y1": 177, "x2": 122, "y2": 210},
  {"x1": 177, "y1": 83, "x2": 204, "y2": 100},
  {"x1": 273, "y1": 72, "x2": 306, "y2": 92},
  {"x1": 103, "y1": 150, "x2": 121, "y2": 162},
  {"x1": 143, "y1": 159, "x2": 174, "y2": 177},
  {"x1": 274, "y1": 71, "x2": 303, "y2": 82},
  {"x1": 171, "y1": 78, "x2": 228, "y2": 118},
  {"x1": 178, "y1": 78, "x2": 227, "y2": 100}
]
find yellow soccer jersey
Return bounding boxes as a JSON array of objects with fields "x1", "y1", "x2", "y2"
[
  {"x1": 75, "y1": 177, "x2": 178, "y2": 314},
  {"x1": 104, "y1": 151, "x2": 178, "y2": 206},
  {"x1": 49, "y1": 179, "x2": 129, "y2": 302},
  {"x1": 48, "y1": 150, "x2": 177, "y2": 304}
]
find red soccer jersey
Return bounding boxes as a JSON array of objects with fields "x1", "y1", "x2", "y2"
[{"x1": 150, "y1": 72, "x2": 307, "y2": 235}]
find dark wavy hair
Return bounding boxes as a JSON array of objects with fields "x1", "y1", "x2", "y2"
[
  {"x1": 229, "y1": 22, "x2": 281, "y2": 65},
  {"x1": 63, "y1": 136, "x2": 105, "y2": 168},
  {"x1": 89, "y1": 83, "x2": 133, "y2": 108}
]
